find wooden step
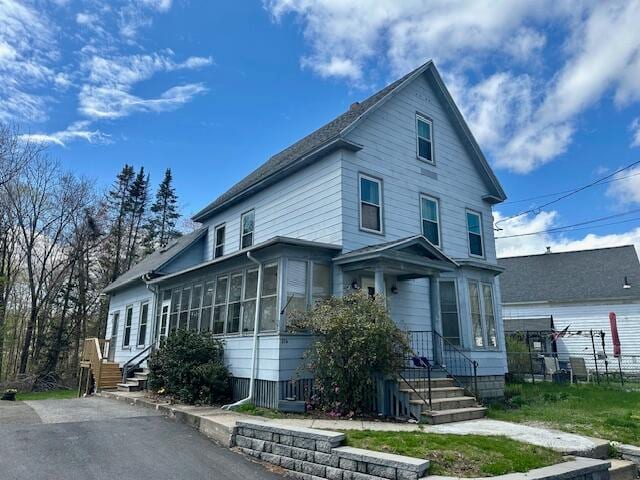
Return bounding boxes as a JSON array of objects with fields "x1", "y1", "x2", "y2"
[
  {"x1": 609, "y1": 460, "x2": 638, "y2": 480},
  {"x1": 400, "y1": 386, "x2": 466, "y2": 400},
  {"x1": 422, "y1": 406, "x2": 487, "y2": 425},
  {"x1": 411, "y1": 396, "x2": 477, "y2": 411}
]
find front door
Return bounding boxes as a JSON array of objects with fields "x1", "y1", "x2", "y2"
[{"x1": 157, "y1": 300, "x2": 171, "y2": 344}]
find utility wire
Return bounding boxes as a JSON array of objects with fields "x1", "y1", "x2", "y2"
[
  {"x1": 501, "y1": 171, "x2": 640, "y2": 206},
  {"x1": 494, "y1": 159, "x2": 640, "y2": 230},
  {"x1": 495, "y1": 210, "x2": 640, "y2": 239}
]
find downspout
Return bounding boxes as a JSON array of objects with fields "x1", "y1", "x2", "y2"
[{"x1": 222, "y1": 251, "x2": 263, "y2": 410}]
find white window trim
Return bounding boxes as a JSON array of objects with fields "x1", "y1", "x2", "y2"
[
  {"x1": 466, "y1": 209, "x2": 485, "y2": 258},
  {"x1": 213, "y1": 223, "x2": 225, "y2": 258},
  {"x1": 467, "y1": 280, "x2": 498, "y2": 350},
  {"x1": 416, "y1": 114, "x2": 434, "y2": 164},
  {"x1": 122, "y1": 305, "x2": 133, "y2": 349},
  {"x1": 358, "y1": 173, "x2": 384, "y2": 234},
  {"x1": 213, "y1": 275, "x2": 229, "y2": 336},
  {"x1": 137, "y1": 301, "x2": 149, "y2": 347},
  {"x1": 240, "y1": 210, "x2": 255, "y2": 250},
  {"x1": 420, "y1": 194, "x2": 441, "y2": 247}
]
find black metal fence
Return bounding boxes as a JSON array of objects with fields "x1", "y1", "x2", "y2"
[{"x1": 506, "y1": 330, "x2": 640, "y2": 385}]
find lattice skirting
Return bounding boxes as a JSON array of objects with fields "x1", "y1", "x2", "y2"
[{"x1": 230, "y1": 377, "x2": 314, "y2": 409}]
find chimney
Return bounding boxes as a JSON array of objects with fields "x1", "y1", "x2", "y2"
[
  {"x1": 350, "y1": 101, "x2": 360, "y2": 111},
  {"x1": 545, "y1": 246, "x2": 551, "y2": 254}
]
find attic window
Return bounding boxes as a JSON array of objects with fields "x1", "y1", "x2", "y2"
[{"x1": 416, "y1": 114, "x2": 434, "y2": 163}]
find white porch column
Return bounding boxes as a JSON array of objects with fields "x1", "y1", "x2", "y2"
[
  {"x1": 429, "y1": 274, "x2": 444, "y2": 365},
  {"x1": 374, "y1": 265, "x2": 385, "y2": 296}
]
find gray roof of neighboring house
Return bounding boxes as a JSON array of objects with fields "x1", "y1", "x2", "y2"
[
  {"x1": 498, "y1": 245, "x2": 640, "y2": 304},
  {"x1": 192, "y1": 60, "x2": 506, "y2": 222},
  {"x1": 103, "y1": 227, "x2": 207, "y2": 294}
]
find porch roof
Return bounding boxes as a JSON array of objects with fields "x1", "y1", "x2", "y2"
[{"x1": 333, "y1": 235, "x2": 459, "y2": 279}]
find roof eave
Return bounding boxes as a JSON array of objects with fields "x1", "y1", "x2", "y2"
[{"x1": 191, "y1": 138, "x2": 362, "y2": 222}]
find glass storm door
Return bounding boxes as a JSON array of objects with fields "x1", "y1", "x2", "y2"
[{"x1": 158, "y1": 301, "x2": 171, "y2": 344}]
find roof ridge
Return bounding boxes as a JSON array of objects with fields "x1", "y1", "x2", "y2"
[{"x1": 498, "y1": 244, "x2": 636, "y2": 260}]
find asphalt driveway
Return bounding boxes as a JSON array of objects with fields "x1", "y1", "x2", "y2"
[{"x1": 0, "y1": 396, "x2": 282, "y2": 480}]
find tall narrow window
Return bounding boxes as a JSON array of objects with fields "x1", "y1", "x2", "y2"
[
  {"x1": 312, "y1": 263, "x2": 331, "y2": 304},
  {"x1": 179, "y1": 287, "x2": 191, "y2": 329},
  {"x1": 260, "y1": 264, "x2": 279, "y2": 332},
  {"x1": 482, "y1": 284, "x2": 497, "y2": 347},
  {"x1": 214, "y1": 224, "x2": 225, "y2": 258},
  {"x1": 420, "y1": 195, "x2": 440, "y2": 247},
  {"x1": 189, "y1": 284, "x2": 202, "y2": 330},
  {"x1": 416, "y1": 115, "x2": 434, "y2": 163},
  {"x1": 240, "y1": 210, "x2": 255, "y2": 249},
  {"x1": 201, "y1": 281, "x2": 214, "y2": 332},
  {"x1": 227, "y1": 273, "x2": 243, "y2": 333},
  {"x1": 213, "y1": 276, "x2": 228, "y2": 334},
  {"x1": 137, "y1": 302, "x2": 149, "y2": 347},
  {"x1": 242, "y1": 269, "x2": 258, "y2": 333},
  {"x1": 169, "y1": 290, "x2": 180, "y2": 332},
  {"x1": 439, "y1": 281, "x2": 460, "y2": 345},
  {"x1": 468, "y1": 281, "x2": 484, "y2": 348},
  {"x1": 123, "y1": 305, "x2": 133, "y2": 348},
  {"x1": 111, "y1": 311, "x2": 119, "y2": 339},
  {"x1": 285, "y1": 260, "x2": 307, "y2": 323},
  {"x1": 359, "y1": 175, "x2": 382, "y2": 233},
  {"x1": 466, "y1": 211, "x2": 484, "y2": 257}
]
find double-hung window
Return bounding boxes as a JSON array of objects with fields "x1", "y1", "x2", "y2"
[
  {"x1": 189, "y1": 284, "x2": 202, "y2": 330},
  {"x1": 227, "y1": 274, "x2": 243, "y2": 333},
  {"x1": 201, "y1": 281, "x2": 214, "y2": 332},
  {"x1": 169, "y1": 290, "x2": 180, "y2": 332},
  {"x1": 466, "y1": 210, "x2": 484, "y2": 257},
  {"x1": 214, "y1": 224, "x2": 225, "y2": 258},
  {"x1": 179, "y1": 287, "x2": 191, "y2": 329},
  {"x1": 420, "y1": 195, "x2": 440, "y2": 247},
  {"x1": 137, "y1": 302, "x2": 149, "y2": 347},
  {"x1": 359, "y1": 174, "x2": 383, "y2": 233},
  {"x1": 312, "y1": 263, "x2": 331, "y2": 304},
  {"x1": 123, "y1": 305, "x2": 133, "y2": 348},
  {"x1": 213, "y1": 276, "x2": 228, "y2": 334},
  {"x1": 284, "y1": 259, "x2": 308, "y2": 323},
  {"x1": 468, "y1": 281, "x2": 497, "y2": 348},
  {"x1": 416, "y1": 114, "x2": 434, "y2": 163},
  {"x1": 260, "y1": 264, "x2": 278, "y2": 332},
  {"x1": 242, "y1": 269, "x2": 258, "y2": 333},
  {"x1": 240, "y1": 210, "x2": 254, "y2": 249}
]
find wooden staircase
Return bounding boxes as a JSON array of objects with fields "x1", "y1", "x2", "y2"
[
  {"x1": 400, "y1": 376, "x2": 486, "y2": 424},
  {"x1": 78, "y1": 338, "x2": 121, "y2": 395}
]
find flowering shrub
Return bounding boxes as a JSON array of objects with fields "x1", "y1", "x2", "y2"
[
  {"x1": 147, "y1": 329, "x2": 231, "y2": 404},
  {"x1": 290, "y1": 291, "x2": 410, "y2": 416}
]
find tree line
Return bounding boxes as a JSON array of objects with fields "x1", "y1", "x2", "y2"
[{"x1": 0, "y1": 125, "x2": 183, "y2": 385}]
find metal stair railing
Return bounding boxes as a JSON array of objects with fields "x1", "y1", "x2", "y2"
[
  {"x1": 121, "y1": 344, "x2": 154, "y2": 384},
  {"x1": 432, "y1": 331, "x2": 480, "y2": 401}
]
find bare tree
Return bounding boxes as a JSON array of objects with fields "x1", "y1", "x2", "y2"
[{"x1": 0, "y1": 125, "x2": 42, "y2": 188}]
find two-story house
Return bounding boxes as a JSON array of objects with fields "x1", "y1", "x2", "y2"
[{"x1": 101, "y1": 61, "x2": 508, "y2": 420}]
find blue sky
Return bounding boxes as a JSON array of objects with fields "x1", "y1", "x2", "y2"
[{"x1": 3, "y1": 0, "x2": 640, "y2": 256}]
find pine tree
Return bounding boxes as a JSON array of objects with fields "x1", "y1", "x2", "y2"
[
  {"x1": 144, "y1": 168, "x2": 181, "y2": 252},
  {"x1": 105, "y1": 165, "x2": 135, "y2": 282},
  {"x1": 124, "y1": 167, "x2": 149, "y2": 270}
]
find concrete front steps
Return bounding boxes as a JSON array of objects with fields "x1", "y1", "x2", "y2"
[
  {"x1": 400, "y1": 377, "x2": 487, "y2": 424},
  {"x1": 610, "y1": 459, "x2": 639, "y2": 480},
  {"x1": 117, "y1": 370, "x2": 149, "y2": 392}
]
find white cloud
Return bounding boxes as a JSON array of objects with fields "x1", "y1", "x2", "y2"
[
  {"x1": 266, "y1": 0, "x2": 640, "y2": 174},
  {"x1": 141, "y1": 0, "x2": 173, "y2": 12},
  {"x1": 494, "y1": 210, "x2": 640, "y2": 257},
  {"x1": 20, "y1": 121, "x2": 111, "y2": 147},
  {"x1": 631, "y1": 118, "x2": 640, "y2": 147},
  {"x1": 78, "y1": 53, "x2": 212, "y2": 119},
  {"x1": 606, "y1": 165, "x2": 640, "y2": 206}
]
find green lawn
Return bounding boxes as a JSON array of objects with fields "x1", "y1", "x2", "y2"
[
  {"x1": 14, "y1": 389, "x2": 77, "y2": 401},
  {"x1": 487, "y1": 382, "x2": 640, "y2": 444},
  {"x1": 343, "y1": 430, "x2": 563, "y2": 477}
]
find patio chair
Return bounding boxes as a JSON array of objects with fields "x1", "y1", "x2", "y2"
[{"x1": 569, "y1": 356, "x2": 591, "y2": 383}]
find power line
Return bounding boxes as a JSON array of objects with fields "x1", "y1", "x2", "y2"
[
  {"x1": 494, "y1": 159, "x2": 640, "y2": 230},
  {"x1": 495, "y1": 210, "x2": 640, "y2": 240},
  {"x1": 501, "y1": 171, "x2": 640, "y2": 206}
]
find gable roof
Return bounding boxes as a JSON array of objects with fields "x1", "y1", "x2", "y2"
[
  {"x1": 103, "y1": 227, "x2": 207, "y2": 294},
  {"x1": 192, "y1": 61, "x2": 506, "y2": 222},
  {"x1": 498, "y1": 245, "x2": 640, "y2": 304}
]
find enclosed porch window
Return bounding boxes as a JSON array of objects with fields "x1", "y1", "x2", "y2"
[
  {"x1": 468, "y1": 280, "x2": 497, "y2": 348},
  {"x1": 283, "y1": 260, "x2": 331, "y2": 326}
]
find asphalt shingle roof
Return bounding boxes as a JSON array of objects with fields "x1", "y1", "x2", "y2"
[
  {"x1": 498, "y1": 246, "x2": 640, "y2": 304},
  {"x1": 192, "y1": 61, "x2": 454, "y2": 221},
  {"x1": 103, "y1": 227, "x2": 206, "y2": 293}
]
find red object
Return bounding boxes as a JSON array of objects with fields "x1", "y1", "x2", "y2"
[{"x1": 609, "y1": 312, "x2": 622, "y2": 357}]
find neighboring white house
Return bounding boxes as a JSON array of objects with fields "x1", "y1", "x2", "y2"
[
  {"x1": 499, "y1": 246, "x2": 640, "y2": 374},
  {"x1": 103, "y1": 60, "x2": 509, "y2": 413}
]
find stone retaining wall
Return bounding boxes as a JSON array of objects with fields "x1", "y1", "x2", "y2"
[{"x1": 233, "y1": 420, "x2": 429, "y2": 480}]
